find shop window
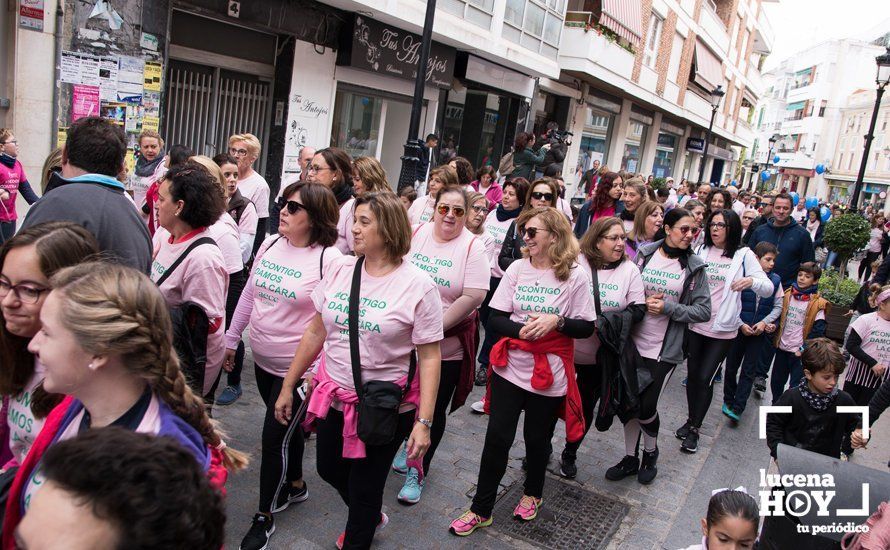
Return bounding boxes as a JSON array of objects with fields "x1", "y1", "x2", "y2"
[
  {"x1": 577, "y1": 109, "x2": 613, "y2": 174},
  {"x1": 653, "y1": 132, "x2": 678, "y2": 178},
  {"x1": 621, "y1": 120, "x2": 648, "y2": 174},
  {"x1": 643, "y1": 14, "x2": 663, "y2": 69},
  {"x1": 330, "y1": 91, "x2": 383, "y2": 159}
]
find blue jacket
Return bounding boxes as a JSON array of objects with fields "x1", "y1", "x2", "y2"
[
  {"x1": 747, "y1": 217, "x2": 815, "y2": 288},
  {"x1": 740, "y1": 271, "x2": 781, "y2": 325}
]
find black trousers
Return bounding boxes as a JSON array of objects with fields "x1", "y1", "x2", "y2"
[
  {"x1": 224, "y1": 269, "x2": 248, "y2": 387},
  {"x1": 685, "y1": 331, "x2": 734, "y2": 427},
  {"x1": 471, "y1": 373, "x2": 562, "y2": 518},
  {"x1": 724, "y1": 332, "x2": 770, "y2": 414},
  {"x1": 255, "y1": 365, "x2": 305, "y2": 514},
  {"x1": 424, "y1": 359, "x2": 461, "y2": 474},
  {"x1": 316, "y1": 409, "x2": 414, "y2": 549},
  {"x1": 860, "y1": 250, "x2": 881, "y2": 281},
  {"x1": 842, "y1": 380, "x2": 880, "y2": 454},
  {"x1": 564, "y1": 362, "x2": 598, "y2": 455}
]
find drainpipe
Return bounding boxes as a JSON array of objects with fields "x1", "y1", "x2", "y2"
[{"x1": 50, "y1": 1, "x2": 64, "y2": 149}]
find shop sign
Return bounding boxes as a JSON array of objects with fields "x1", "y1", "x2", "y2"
[
  {"x1": 686, "y1": 137, "x2": 705, "y2": 153},
  {"x1": 19, "y1": 0, "x2": 44, "y2": 31},
  {"x1": 339, "y1": 15, "x2": 456, "y2": 88}
]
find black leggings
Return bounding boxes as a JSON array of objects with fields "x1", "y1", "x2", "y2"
[
  {"x1": 471, "y1": 373, "x2": 562, "y2": 518},
  {"x1": 477, "y1": 276, "x2": 502, "y2": 367},
  {"x1": 423, "y1": 359, "x2": 461, "y2": 474},
  {"x1": 636, "y1": 358, "x2": 676, "y2": 442},
  {"x1": 685, "y1": 331, "x2": 734, "y2": 427},
  {"x1": 255, "y1": 366, "x2": 305, "y2": 514},
  {"x1": 316, "y1": 409, "x2": 414, "y2": 549},
  {"x1": 564, "y1": 363, "x2": 598, "y2": 455},
  {"x1": 860, "y1": 250, "x2": 881, "y2": 281}
]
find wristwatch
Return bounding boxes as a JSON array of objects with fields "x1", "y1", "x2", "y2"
[
  {"x1": 555, "y1": 315, "x2": 566, "y2": 331},
  {"x1": 417, "y1": 418, "x2": 433, "y2": 429}
]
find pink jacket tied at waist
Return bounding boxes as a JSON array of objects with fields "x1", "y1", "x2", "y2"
[{"x1": 302, "y1": 355, "x2": 425, "y2": 474}]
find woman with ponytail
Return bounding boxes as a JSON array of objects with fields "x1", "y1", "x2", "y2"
[{"x1": 1, "y1": 261, "x2": 247, "y2": 549}]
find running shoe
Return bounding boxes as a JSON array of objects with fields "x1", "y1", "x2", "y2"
[
  {"x1": 449, "y1": 510, "x2": 492, "y2": 536},
  {"x1": 240, "y1": 514, "x2": 274, "y2": 550},
  {"x1": 397, "y1": 468, "x2": 424, "y2": 504},
  {"x1": 681, "y1": 427, "x2": 700, "y2": 453},
  {"x1": 681, "y1": 377, "x2": 688, "y2": 387},
  {"x1": 217, "y1": 384, "x2": 242, "y2": 406},
  {"x1": 605, "y1": 455, "x2": 639, "y2": 481},
  {"x1": 335, "y1": 513, "x2": 388, "y2": 549},
  {"x1": 675, "y1": 419, "x2": 693, "y2": 440},
  {"x1": 391, "y1": 443, "x2": 408, "y2": 474},
  {"x1": 753, "y1": 376, "x2": 767, "y2": 396},
  {"x1": 559, "y1": 449, "x2": 577, "y2": 479},
  {"x1": 470, "y1": 400, "x2": 485, "y2": 414},
  {"x1": 513, "y1": 495, "x2": 542, "y2": 521},
  {"x1": 270, "y1": 481, "x2": 308, "y2": 513},
  {"x1": 721, "y1": 404, "x2": 740, "y2": 422},
  {"x1": 713, "y1": 368, "x2": 723, "y2": 383},
  {"x1": 637, "y1": 448, "x2": 659, "y2": 485}
]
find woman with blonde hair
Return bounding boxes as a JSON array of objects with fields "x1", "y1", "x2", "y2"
[
  {"x1": 498, "y1": 178, "x2": 560, "y2": 272},
  {"x1": 450, "y1": 207, "x2": 596, "y2": 536},
  {"x1": 619, "y1": 178, "x2": 648, "y2": 234},
  {"x1": 337, "y1": 156, "x2": 391, "y2": 254},
  {"x1": 1, "y1": 261, "x2": 246, "y2": 546},
  {"x1": 626, "y1": 201, "x2": 664, "y2": 260},
  {"x1": 409, "y1": 165, "x2": 458, "y2": 224},
  {"x1": 465, "y1": 191, "x2": 494, "y2": 260},
  {"x1": 38, "y1": 148, "x2": 62, "y2": 195}
]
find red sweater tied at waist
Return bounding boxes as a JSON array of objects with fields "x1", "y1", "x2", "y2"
[{"x1": 443, "y1": 310, "x2": 479, "y2": 413}]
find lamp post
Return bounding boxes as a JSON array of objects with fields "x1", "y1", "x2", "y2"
[
  {"x1": 763, "y1": 133, "x2": 778, "y2": 193},
  {"x1": 697, "y1": 85, "x2": 725, "y2": 185},
  {"x1": 849, "y1": 45, "x2": 890, "y2": 212},
  {"x1": 397, "y1": 0, "x2": 438, "y2": 192}
]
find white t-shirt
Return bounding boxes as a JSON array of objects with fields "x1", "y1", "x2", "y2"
[
  {"x1": 238, "y1": 171, "x2": 271, "y2": 218},
  {"x1": 7, "y1": 360, "x2": 47, "y2": 465}
]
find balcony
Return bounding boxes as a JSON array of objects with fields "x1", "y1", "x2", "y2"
[
  {"x1": 698, "y1": 3, "x2": 731, "y2": 55},
  {"x1": 775, "y1": 150, "x2": 815, "y2": 170},
  {"x1": 746, "y1": 65, "x2": 766, "y2": 99},
  {"x1": 752, "y1": 8, "x2": 775, "y2": 54},
  {"x1": 559, "y1": 14, "x2": 635, "y2": 80}
]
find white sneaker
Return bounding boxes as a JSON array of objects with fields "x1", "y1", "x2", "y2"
[{"x1": 470, "y1": 400, "x2": 485, "y2": 414}]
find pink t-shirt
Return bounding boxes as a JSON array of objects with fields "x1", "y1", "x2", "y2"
[
  {"x1": 151, "y1": 230, "x2": 229, "y2": 395},
  {"x1": 850, "y1": 312, "x2": 890, "y2": 366},
  {"x1": 778, "y1": 294, "x2": 825, "y2": 352},
  {"x1": 574, "y1": 257, "x2": 645, "y2": 364},
  {"x1": 868, "y1": 228, "x2": 883, "y2": 253},
  {"x1": 236, "y1": 200, "x2": 259, "y2": 237},
  {"x1": 154, "y1": 214, "x2": 242, "y2": 275},
  {"x1": 484, "y1": 211, "x2": 514, "y2": 278},
  {"x1": 226, "y1": 235, "x2": 343, "y2": 376},
  {"x1": 409, "y1": 223, "x2": 490, "y2": 361},
  {"x1": 632, "y1": 250, "x2": 687, "y2": 360},
  {"x1": 7, "y1": 359, "x2": 46, "y2": 465},
  {"x1": 238, "y1": 171, "x2": 271, "y2": 217},
  {"x1": 690, "y1": 247, "x2": 737, "y2": 339},
  {"x1": 336, "y1": 198, "x2": 356, "y2": 254},
  {"x1": 311, "y1": 256, "x2": 443, "y2": 392},
  {"x1": 408, "y1": 195, "x2": 435, "y2": 225},
  {"x1": 488, "y1": 259, "x2": 596, "y2": 396},
  {"x1": 622, "y1": 218, "x2": 634, "y2": 233}
]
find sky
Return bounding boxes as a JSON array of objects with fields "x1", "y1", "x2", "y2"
[{"x1": 762, "y1": 0, "x2": 890, "y2": 71}]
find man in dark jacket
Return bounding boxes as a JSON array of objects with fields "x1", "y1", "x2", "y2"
[
  {"x1": 747, "y1": 193, "x2": 815, "y2": 288},
  {"x1": 21, "y1": 117, "x2": 152, "y2": 274},
  {"x1": 415, "y1": 133, "x2": 439, "y2": 183},
  {"x1": 742, "y1": 194, "x2": 773, "y2": 245}
]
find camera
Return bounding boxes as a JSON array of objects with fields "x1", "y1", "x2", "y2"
[{"x1": 546, "y1": 128, "x2": 573, "y2": 145}]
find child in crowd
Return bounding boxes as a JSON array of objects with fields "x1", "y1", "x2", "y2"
[
  {"x1": 769, "y1": 262, "x2": 828, "y2": 403},
  {"x1": 399, "y1": 185, "x2": 417, "y2": 211},
  {"x1": 766, "y1": 338, "x2": 857, "y2": 460},
  {"x1": 723, "y1": 242, "x2": 783, "y2": 420},
  {"x1": 678, "y1": 488, "x2": 760, "y2": 550}
]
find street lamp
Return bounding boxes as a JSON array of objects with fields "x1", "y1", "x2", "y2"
[
  {"x1": 697, "y1": 85, "x2": 725, "y2": 185},
  {"x1": 849, "y1": 45, "x2": 890, "y2": 212},
  {"x1": 763, "y1": 133, "x2": 779, "y2": 192}
]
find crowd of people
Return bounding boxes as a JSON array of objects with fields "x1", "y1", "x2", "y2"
[{"x1": 0, "y1": 119, "x2": 889, "y2": 549}]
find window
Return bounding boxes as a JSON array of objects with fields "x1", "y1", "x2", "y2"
[
  {"x1": 503, "y1": 0, "x2": 564, "y2": 58},
  {"x1": 442, "y1": 0, "x2": 495, "y2": 28},
  {"x1": 848, "y1": 153, "x2": 854, "y2": 171},
  {"x1": 621, "y1": 120, "x2": 649, "y2": 173},
  {"x1": 838, "y1": 153, "x2": 844, "y2": 169},
  {"x1": 818, "y1": 100, "x2": 827, "y2": 117},
  {"x1": 667, "y1": 33, "x2": 684, "y2": 83},
  {"x1": 506, "y1": 0, "x2": 525, "y2": 26},
  {"x1": 643, "y1": 14, "x2": 664, "y2": 69},
  {"x1": 840, "y1": 137, "x2": 847, "y2": 151},
  {"x1": 883, "y1": 112, "x2": 889, "y2": 131}
]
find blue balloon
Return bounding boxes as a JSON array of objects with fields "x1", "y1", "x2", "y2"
[
  {"x1": 820, "y1": 205, "x2": 831, "y2": 223},
  {"x1": 815, "y1": 164, "x2": 825, "y2": 175},
  {"x1": 731, "y1": 180, "x2": 737, "y2": 187},
  {"x1": 761, "y1": 170, "x2": 771, "y2": 182},
  {"x1": 805, "y1": 196, "x2": 818, "y2": 210},
  {"x1": 773, "y1": 155, "x2": 781, "y2": 164},
  {"x1": 789, "y1": 192, "x2": 799, "y2": 206}
]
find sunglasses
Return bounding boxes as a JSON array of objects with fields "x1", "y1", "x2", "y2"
[
  {"x1": 673, "y1": 226, "x2": 694, "y2": 234},
  {"x1": 531, "y1": 192, "x2": 554, "y2": 202},
  {"x1": 471, "y1": 205, "x2": 489, "y2": 214},
  {"x1": 436, "y1": 204, "x2": 465, "y2": 217},
  {"x1": 521, "y1": 227, "x2": 550, "y2": 239},
  {"x1": 277, "y1": 197, "x2": 306, "y2": 215}
]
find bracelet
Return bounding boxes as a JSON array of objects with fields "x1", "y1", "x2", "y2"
[{"x1": 416, "y1": 418, "x2": 433, "y2": 429}]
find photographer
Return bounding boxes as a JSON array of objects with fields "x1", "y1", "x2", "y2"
[{"x1": 541, "y1": 124, "x2": 570, "y2": 176}]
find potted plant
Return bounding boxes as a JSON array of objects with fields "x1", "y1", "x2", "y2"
[
  {"x1": 819, "y1": 268, "x2": 862, "y2": 342},
  {"x1": 821, "y1": 213, "x2": 871, "y2": 279}
]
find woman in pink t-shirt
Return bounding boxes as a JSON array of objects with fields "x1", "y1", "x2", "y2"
[
  {"x1": 393, "y1": 185, "x2": 489, "y2": 504},
  {"x1": 408, "y1": 166, "x2": 456, "y2": 225},
  {"x1": 0, "y1": 222, "x2": 98, "y2": 467},
  {"x1": 559, "y1": 217, "x2": 646, "y2": 479},
  {"x1": 336, "y1": 156, "x2": 391, "y2": 255},
  {"x1": 151, "y1": 164, "x2": 228, "y2": 399},
  {"x1": 844, "y1": 285, "x2": 890, "y2": 410},
  {"x1": 465, "y1": 192, "x2": 494, "y2": 261},
  {"x1": 626, "y1": 201, "x2": 664, "y2": 260},
  {"x1": 619, "y1": 179, "x2": 647, "y2": 233},
  {"x1": 274, "y1": 192, "x2": 442, "y2": 550},
  {"x1": 225, "y1": 182, "x2": 342, "y2": 550},
  {"x1": 450, "y1": 207, "x2": 596, "y2": 536},
  {"x1": 679, "y1": 209, "x2": 772, "y2": 454},
  {"x1": 621, "y1": 208, "x2": 710, "y2": 485}
]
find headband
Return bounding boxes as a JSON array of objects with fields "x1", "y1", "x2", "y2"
[
  {"x1": 879, "y1": 289, "x2": 890, "y2": 304},
  {"x1": 711, "y1": 486, "x2": 748, "y2": 497}
]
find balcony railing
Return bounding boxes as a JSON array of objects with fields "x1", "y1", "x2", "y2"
[{"x1": 563, "y1": 11, "x2": 635, "y2": 54}]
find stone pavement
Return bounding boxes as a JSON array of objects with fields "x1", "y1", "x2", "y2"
[{"x1": 215, "y1": 340, "x2": 890, "y2": 550}]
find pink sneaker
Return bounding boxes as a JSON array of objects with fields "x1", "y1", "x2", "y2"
[
  {"x1": 513, "y1": 495, "x2": 542, "y2": 521},
  {"x1": 335, "y1": 512, "x2": 389, "y2": 549},
  {"x1": 449, "y1": 510, "x2": 492, "y2": 536}
]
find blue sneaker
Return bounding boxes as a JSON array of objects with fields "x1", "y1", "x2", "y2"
[
  {"x1": 722, "y1": 403, "x2": 740, "y2": 422},
  {"x1": 397, "y1": 468, "x2": 424, "y2": 504},
  {"x1": 681, "y1": 377, "x2": 688, "y2": 387},
  {"x1": 216, "y1": 384, "x2": 242, "y2": 406},
  {"x1": 714, "y1": 368, "x2": 723, "y2": 383},
  {"x1": 391, "y1": 443, "x2": 408, "y2": 474}
]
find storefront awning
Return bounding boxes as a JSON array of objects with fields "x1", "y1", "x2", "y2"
[
  {"x1": 786, "y1": 101, "x2": 805, "y2": 111},
  {"x1": 600, "y1": 0, "x2": 643, "y2": 46},
  {"x1": 692, "y1": 41, "x2": 724, "y2": 91}
]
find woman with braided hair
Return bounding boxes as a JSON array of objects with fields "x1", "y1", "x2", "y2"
[{"x1": 0, "y1": 261, "x2": 247, "y2": 548}]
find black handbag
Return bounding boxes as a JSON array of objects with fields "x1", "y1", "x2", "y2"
[{"x1": 349, "y1": 256, "x2": 415, "y2": 446}]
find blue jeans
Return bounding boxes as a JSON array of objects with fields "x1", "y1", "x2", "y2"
[
  {"x1": 770, "y1": 349, "x2": 802, "y2": 404},
  {"x1": 823, "y1": 250, "x2": 838, "y2": 269},
  {"x1": 724, "y1": 332, "x2": 769, "y2": 414}
]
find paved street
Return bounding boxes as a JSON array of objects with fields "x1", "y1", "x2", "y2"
[{"x1": 215, "y1": 334, "x2": 890, "y2": 550}]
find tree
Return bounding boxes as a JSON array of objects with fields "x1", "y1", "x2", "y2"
[{"x1": 822, "y1": 213, "x2": 871, "y2": 279}]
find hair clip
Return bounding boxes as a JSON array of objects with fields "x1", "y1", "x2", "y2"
[{"x1": 215, "y1": 440, "x2": 228, "y2": 451}]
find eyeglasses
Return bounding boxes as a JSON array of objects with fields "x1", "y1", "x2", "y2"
[
  {"x1": 436, "y1": 204, "x2": 465, "y2": 218},
  {"x1": 1, "y1": 140, "x2": 17, "y2": 145},
  {"x1": 471, "y1": 205, "x2": 489, "y2": 214},
  {"x1": 709, "y1": 222, "x2": 727, "y2": 229},
  {"x1": 531, "y1": 192, "x2": 554, "y2": 202},
  {"x1": 228, "y1": 147, "x2": 249, "y2": 157},
  {"x1": 601, "y1": 235, "x2": 627, "y2": 242},
  {"x1": 308, "y1": 165, "x2": 332, "y2": 174},
  {"x1": 521, "y1": 227, "x2": 550, "y2": 239},
  {"x1": 0, "y1": 279, "x2": 49, "y2": 304},
  {"x1": 277, "y1": 197, "x2": 306, "y2": 215}
]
